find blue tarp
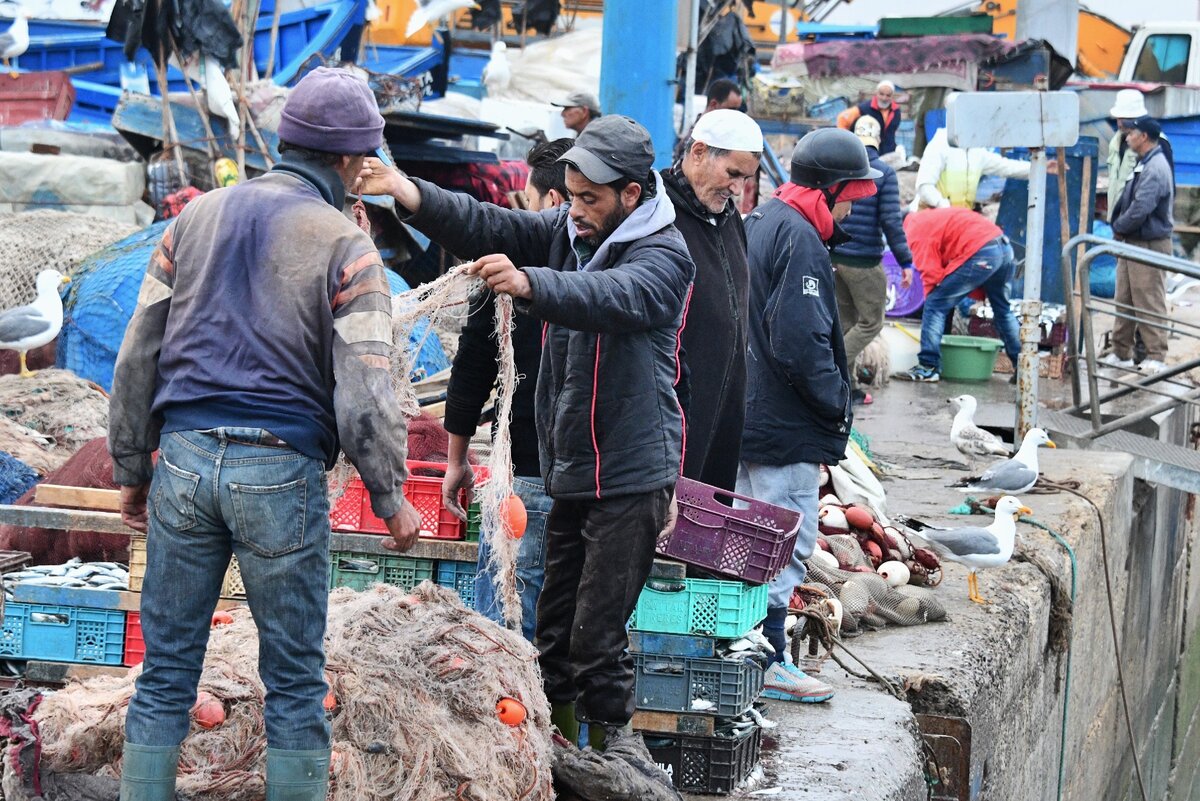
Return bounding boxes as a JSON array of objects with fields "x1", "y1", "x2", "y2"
[{"x1": 57, "y1": 222, "x2": 448, "y2": 391}]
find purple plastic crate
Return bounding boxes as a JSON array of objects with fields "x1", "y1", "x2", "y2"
[{"x1": 656, "y1": 478, "x2": 801, "y2": 584}]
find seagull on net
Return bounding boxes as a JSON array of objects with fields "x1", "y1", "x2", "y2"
[
  {"x1": 0, "y1": 270, "x2": 71, "y2": 377},
  {"x1": 1, "y1": 11, "x2": 30, "y2": 78},
  {"x1": 901, "y1": 495, "x2": 1031, "y2": 604},
  {"x1": 948, "y1": 394, "x2": 1011, "y2": 467},
  {"x1": 482, "y1": 40, "x2": 512, "y2": 96},
  {"x1": 953, "y1": 427, "x2": 1055, "y2": 495}
]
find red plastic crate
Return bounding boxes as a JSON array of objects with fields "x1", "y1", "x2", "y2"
[
  {"x1": 330, "y1": 461, "x2": 488, "y2": 540},
  {"x1": 124, "y1": 612, "x2": 145, "y2": 667}
]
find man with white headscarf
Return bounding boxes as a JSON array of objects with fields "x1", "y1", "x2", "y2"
[
  {"x1": 664, "y1": 109, "x2": 763, "y2": 491},
  {"x1": 838, "y1": 80, "x2": 902, "y2": 155}
]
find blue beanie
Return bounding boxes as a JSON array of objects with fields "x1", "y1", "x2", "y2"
[{"x1": 278, "y1": 67, "x2": 385, "y2": 155}]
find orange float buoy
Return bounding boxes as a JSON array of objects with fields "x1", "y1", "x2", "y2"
[
  {"x1": 503, "y1": 494, "x2": 527, "y2": 539},
  {"x1": 191, "y1": 691, "x2": 226, "y2": 730},
  {"x1": 496, "y1": 697, "x2": 527, "y2": 726},
  {"x1": 211, "y1": 611, "x2": 234, "y2": 627}
]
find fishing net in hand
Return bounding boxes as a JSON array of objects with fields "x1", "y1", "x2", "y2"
[
  {"x1": 331, "y1": 266, "x2": 525, "y2": 631},
  {"x1": 804, "y1": 535, "x2": 947, "y2": 633},
  {"x1": 22, "y1": 583, "x2": 553, "y2": 801}
]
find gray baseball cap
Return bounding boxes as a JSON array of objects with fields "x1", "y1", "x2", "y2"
[
  {"x1": 558, "y1": 115, "x2": 655, "y2": 184},
  {"x1": 551, "y1": 91, "x2": 602, "y2": 116}
]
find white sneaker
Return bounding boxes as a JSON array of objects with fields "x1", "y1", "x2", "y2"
[
  {"x1": 1098, "y1": 353, "x2": 1135, "y2": 369},
  {"x1": 1139, "y1": 359, "x2": 1168, "y2": 374}
]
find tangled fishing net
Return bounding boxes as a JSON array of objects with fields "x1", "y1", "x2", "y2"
[
  {"x1": 0, "y1": 370, "x2": 109, "y2": 472},
  {"x1": 3, "y1": 583, "x2": 552, "y2": 801},
  {"x1": 0, "y1": 211, "x2": 139, "y2": 309},
  {"x1": 331, "y1": 264, "x2": 525, "y2": 631},
  {"x1": 802, "y1": 534, "x2": 947, "y2": 634}
]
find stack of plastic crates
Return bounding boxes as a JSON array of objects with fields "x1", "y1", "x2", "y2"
[
  {"x1": 629, "y1": 576, "x2": 769, "y2": 794},
  {"x1": 629, "y1": 477, "x2": 801, "y2": 794}
]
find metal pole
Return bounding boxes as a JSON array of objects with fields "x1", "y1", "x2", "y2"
[
  {"x1": 1017, "y1": 147, "x2": 1047, "y2": 438},
  {"x1": 681, "y1": 0, "x2": 700, "y2": 141}
]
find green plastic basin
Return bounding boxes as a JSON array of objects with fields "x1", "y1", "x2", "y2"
[{"x1": 940, "y1": 335, "x2": 1003, "y2": 381}]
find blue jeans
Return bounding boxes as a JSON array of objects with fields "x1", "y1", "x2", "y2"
[
  {"x1": 918, "y1": 238, "x2": 1021, "y2": 372},
  {"x1": 125, "y1": 428, "x2": 332, "y2": 752},
  {"x1": 474, "y1": 476, "x2": 551, "y2": 642},
  {"x1": 735, "y1": 461, "x2": 820, "y2": 610}
]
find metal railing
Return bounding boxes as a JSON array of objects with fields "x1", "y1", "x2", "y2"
[{"x1": 1062, "y1": 233, "x2": 1200, "y2": 439}]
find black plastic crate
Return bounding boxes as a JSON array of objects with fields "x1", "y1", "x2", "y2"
[
  {"x1": 633, "y1": 652, "x2": 764, "y2": 717},
  {"x1": 644, "y1": 725, "x2": 762, "y2": 794}
]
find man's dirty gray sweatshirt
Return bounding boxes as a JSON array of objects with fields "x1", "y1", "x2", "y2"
[{"x1": 107, "y1": 156, "x2": 409, "y2": 519}]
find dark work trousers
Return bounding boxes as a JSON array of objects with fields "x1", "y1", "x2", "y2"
[{"x1": 535, "y1": 486, "x2": 673, "y2": 725}]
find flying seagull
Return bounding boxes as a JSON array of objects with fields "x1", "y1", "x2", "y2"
[
  {"x1": 900, "y1": 495, "x2": 1031, "y2": 604},
  {"x1": 954, "y1": 427, "x2": 1055, "y2": 495},
  {"x1": 0, "y1": 270, "x2": 70, "y2": 377}
]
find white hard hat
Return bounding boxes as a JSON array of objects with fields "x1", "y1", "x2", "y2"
[
  {"x1": 1110, "y1": 89, "x2": 1149, "y2": 119},
  {"x1": 691, "y1": 109, "x2": 764, "y2": 154}
]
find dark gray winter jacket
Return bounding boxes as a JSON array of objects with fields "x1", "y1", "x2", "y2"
[
  {"x1": 742, "y1": 197, "x2": 852, "y2": 466},
  {"x1": 1112, "y1": 144, "x2": 1175, "y2": 242},
  {"x1": 405, "y1": 175, "x2": 695, "y2": 500}
]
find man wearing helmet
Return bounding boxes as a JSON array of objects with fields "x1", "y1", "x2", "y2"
[{"x1": 739, "y1": 127, "x2": 880, "y2": 703}]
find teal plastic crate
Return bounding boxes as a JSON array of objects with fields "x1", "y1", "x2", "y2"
[
  {"x1": 0, "y1": 602, "x2": 126, "y2": 665},
  {"x1": 436, "y1": 560, "x2": 477, "y2": 608},
  {"x1": 328, "y1": 551, "x2": 435, "y2": 592},
  {"x1": 630, "y1": 579, "x2": 767, "y2": 639}
]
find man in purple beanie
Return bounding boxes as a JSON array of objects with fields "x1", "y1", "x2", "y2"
[{"x1": 109, "y1": 67, "x2": 420, "y2": 801}]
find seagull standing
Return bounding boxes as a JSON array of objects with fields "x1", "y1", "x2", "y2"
[
  {"x1": 903, "y1": 495, "x2": 1031, "y2": 604},
  {"x1": 0, "y1": 270, "x2": 71, "y2": 378},
  {"x1": 482, "y1": 40, "x2": 512, "y2": 96},
  {"x1": 949, "y1": 394, "x2": 1011, "y2": 468},
  {"x1": 955, "y1": 427, "x2": 1056, "y2": 495},
  {"x1": 1, "y1": 12, "x2": 30, "y2": 78}
]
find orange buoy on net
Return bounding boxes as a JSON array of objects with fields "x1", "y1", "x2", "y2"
[
  {"x1": 503, "y1": 494, "x2": 527, "y2": 539},
  {"x1": 211, "y1": 610, "x2": 234, "y2": 627},
  {"x1": 191, "y1": 691, "x2": 226, "y2": 730},
  {"x1": 496, "y1": 697, "x2": 527, "y2": 726}
]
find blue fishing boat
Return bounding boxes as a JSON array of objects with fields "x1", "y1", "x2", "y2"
[{"x1": 12, "y1": 0, "x2": 425, "y2": 124}]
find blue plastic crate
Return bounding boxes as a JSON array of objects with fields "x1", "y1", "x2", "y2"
[
  {"x1": 0, "y1": 602, "x2": 126, "y2": 665},
  {"x1": 630, "y1": 579, "x2": 767, "y2": 639},
  {"x1": 436, "y1": 560, "x2": 477, "y2": 608},
  {"x1": 634, "y1": 652, "x2": 764, "y2": 717},
  {"x1": 629, "y1": 632, "x2": 717, "y2": 658}
]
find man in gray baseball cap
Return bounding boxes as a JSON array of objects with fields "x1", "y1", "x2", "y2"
[
  {"x1": 358, "y1": 115, "x2": 693, "y2": 785},
  {"x1": 552, "y1": 90, "x2": 602, "y2": 135}
]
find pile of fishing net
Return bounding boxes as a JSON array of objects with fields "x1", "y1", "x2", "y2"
[
  {"x1": 1, "y1": 583, "x2": 554, "y2": 801},
  {"x1": 0, "y1": 370, "x2": 108, "y2": 474},
  {"x1": 800, "y1": 533, "x2": 947, "y2": 634},
  {"x1": 0, "y1": 211, "x2": 139, "y2": 311}
]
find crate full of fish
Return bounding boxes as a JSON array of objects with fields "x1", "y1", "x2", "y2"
[{"x1": 328, "y1": 550, "x2": 435, "y2": 592}]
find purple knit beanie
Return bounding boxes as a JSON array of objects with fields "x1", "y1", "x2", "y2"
[{"x1": 278, "y1": 67, "x2": 385, "y2": 155}]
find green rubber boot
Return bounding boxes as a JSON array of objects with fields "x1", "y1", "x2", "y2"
[
  {"x1": 265, "y1": 748, "x2": 331, "y2": 801},
  {"x1": 119, "y1": 742, "x2": 179, "y2": 801},
  {"x1": 551, "y1": 702, "x2": 580, "y2": 745}
]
